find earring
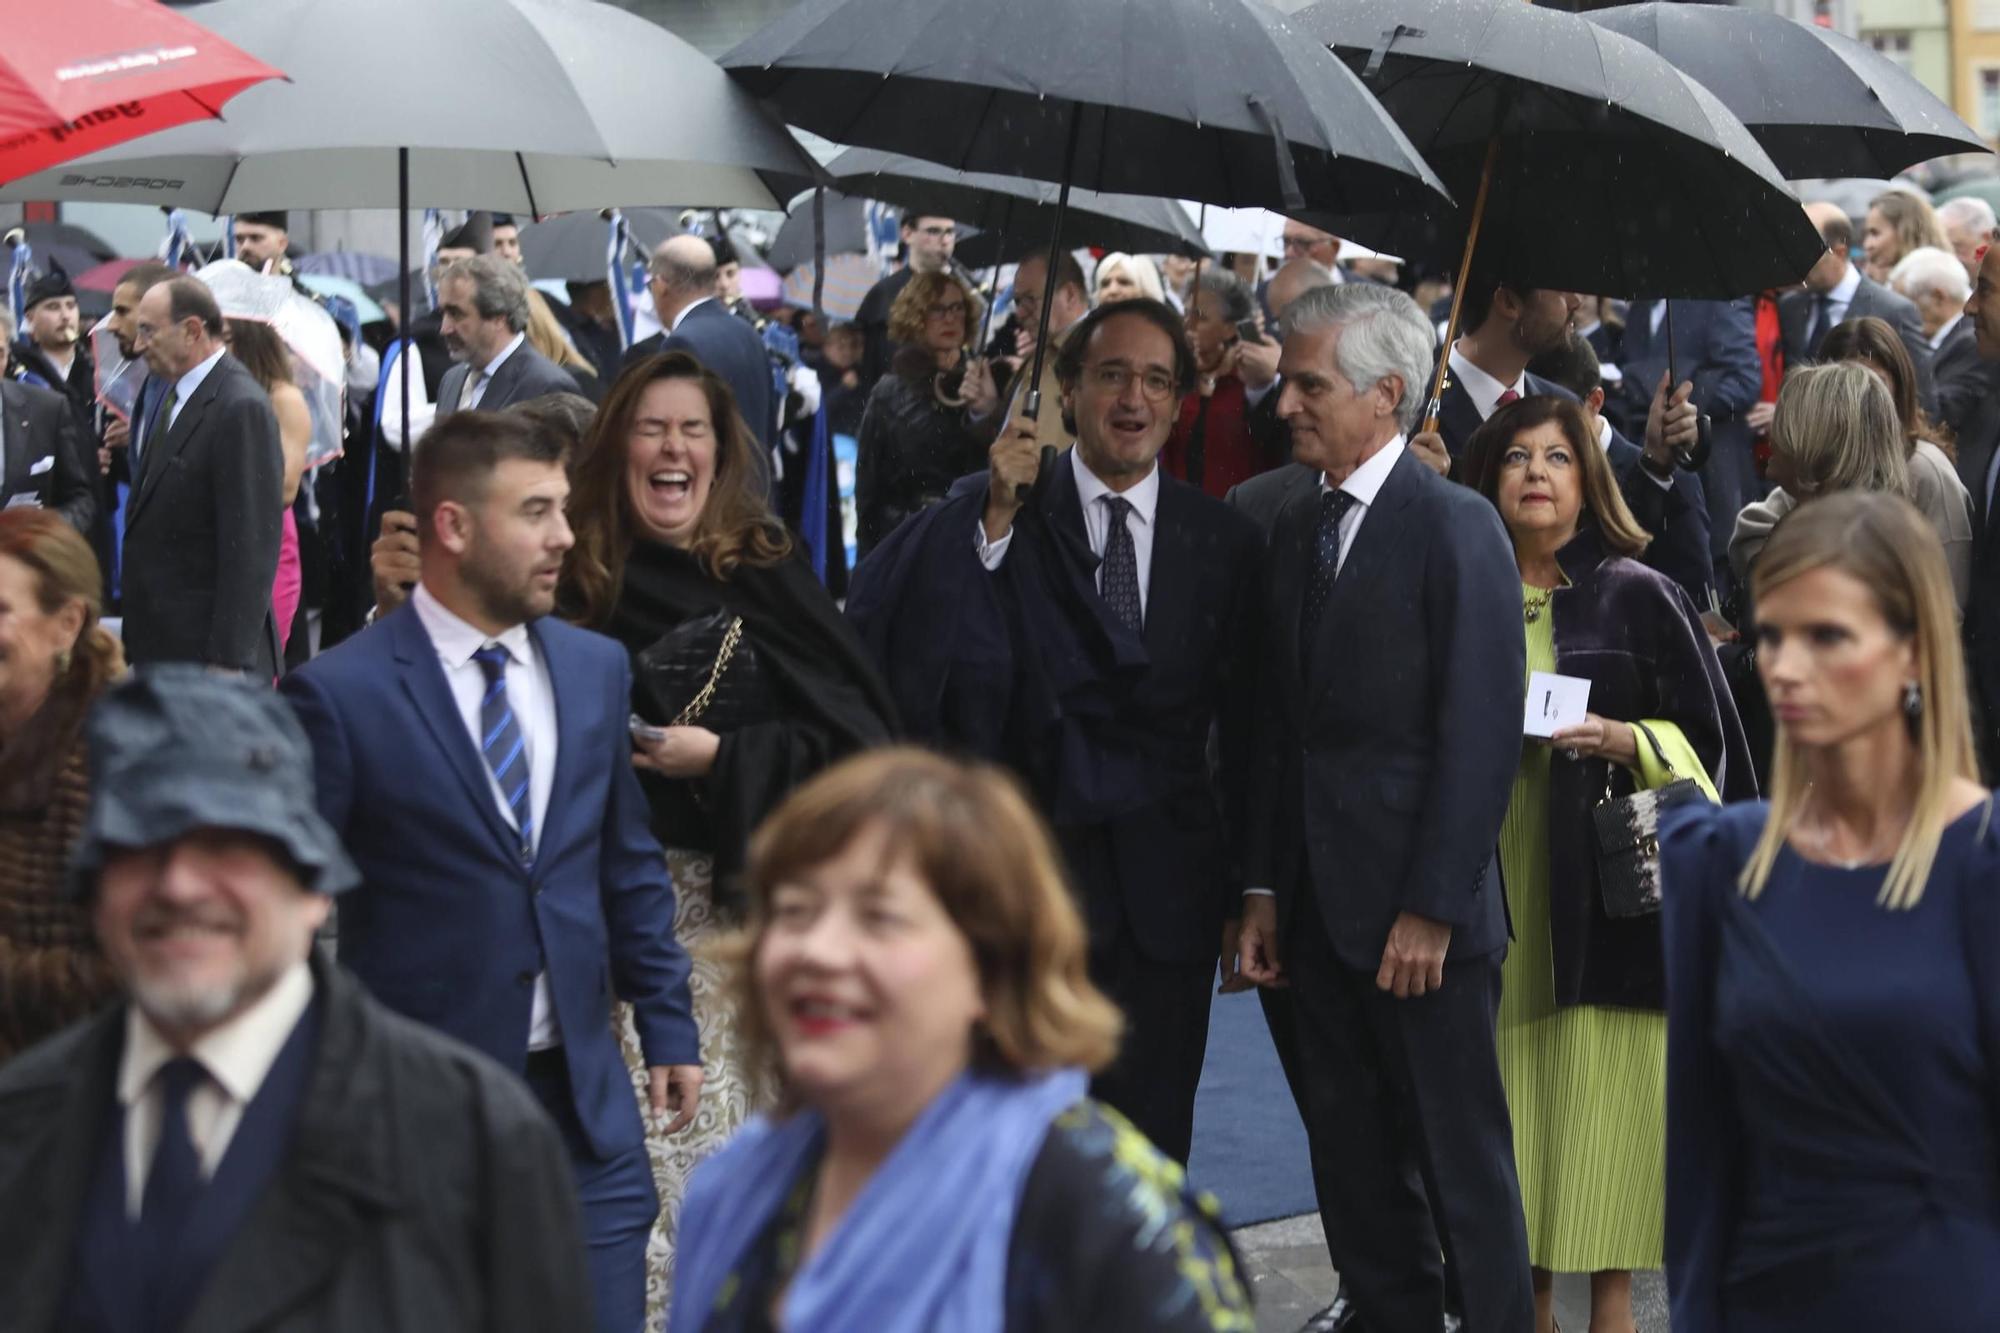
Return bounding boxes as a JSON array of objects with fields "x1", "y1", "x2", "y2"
[
  {"x1": 1903, "y1": 680, "x2": 1923, "y2": 719},
  {"x1": 54, "y1": 646, "x2": 72, "y2": 676}
]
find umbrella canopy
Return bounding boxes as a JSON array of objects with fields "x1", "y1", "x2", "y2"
[
  {"x1": 297, "y1": 273, "x2": 387, "y2": 325},
  {"x1": 0, "y1": 0, "x2": 282, "y2": 184},
  {"x1": 13, "y1": 220, "x2": 119, "y2": 282},
  {"x1": 197, "y1": 258, "x2": 346, "y2": 465},
  {"x1": 1293, "y1": 0, "x2": 1825, "y2": 299},
  {"x1": 824, "y1": 148, "x2": 1209, "y2": 266},
  {"x1": 1934, "y1": 176, "x2": 2000, "y2": 215},
  {"x1": 780, "y1": 253, "x2": 878, "y2": 320},
  {"x1": 75, "y1": 256, "x2": 143, "y2": 293},
  {"x1": 723, "y1": 0, "x2": 1446, "y2": 216},
  {"x1": 0, "y1": 0, "x2": 819, "y2": 212},
  {"x1": 516, "y1": 208, "x2": 686, "y2": 282},
  {"x1": 295, "y1": 250, "x2": 401, "y2": 287},
  {"x1": 766, "y1": 193, "x2": 873, "y2": 270},
  {"x1": 1587, "y1": 4, "x2": 1989, "y2": 180}
]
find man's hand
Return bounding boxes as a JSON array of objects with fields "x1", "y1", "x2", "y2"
[
  {"x1": 1218, "y1": 918, "x2": 1254, "y2": 993},
  {"x1": 984, "y1": 420, "x2": 1042, "y2": 542},
  {"x1": 1746, "y1": 400, "x2": 1776, "y2": 435},
  {"x1": 371, "y1": 509, "x2": 421, "y2": 615},
  {"x1": 1410, "y1": 431, "x2": 1451, "y2": 477},
  {"x1": 1644, "y1": 371, "x2": 1697, "y2": 471},
  {"x1": 649, "y1": 1064, "x2": 704, "y2": 1135},
  {"x1": 1238, "y1": 335, "x2": 1281, "y2": 392},
  {"x1": 1375, "y1": 911, "x2": 1451, "y2": 998},
  {"x1": 1236, "y1": 893, "x2": 1284, "y2": 986}
]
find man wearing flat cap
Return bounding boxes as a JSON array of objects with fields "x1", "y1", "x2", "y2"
[
  {"x1": 0, "y1": 668, "x2": 594, "y2": 1331},
  {"x1": 10, "y1": 259, "x2": 96, "y2": 439}
]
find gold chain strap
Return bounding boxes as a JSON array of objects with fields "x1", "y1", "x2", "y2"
[{"x1": 670, "y1": 615, "x2": 745, "y2": 727}]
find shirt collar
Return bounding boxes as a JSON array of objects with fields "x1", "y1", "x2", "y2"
[
  {"x1": 1933, "y1": 312, "x2": 1964, "y2": 350},
  {"x1": 411, "y1": 581, "x2": 534, "y2": 669},
  {"x1": 671, "y1": 296, "x2": 714, "y2": 333},
  {"x1": 118, "y1": 960, "x2": 314, "y2": 1109},
  {"x1": 1322, "y1": 435, "x2": 1406, "y2": 507},
  {"x1": 477, "y1": 330, "x2": 525, "y2": 378},
  {"x1": 174, "y1": 345, "x2": 228, "y2": 408},
  {"x1": 1827, "y1": 263, "x2": 1862, "y2": 308},
  {"x1": 1447, "y1": 342, "x2": 1523, "y2": 421},
  {"x1": 1069, "y1": 443, "x2": 1159, "y2": 525},
  {"x1": 1593, "y1": 413, "x2": 1614, "y2": 452}
]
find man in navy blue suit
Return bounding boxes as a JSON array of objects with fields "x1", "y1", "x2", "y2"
[
  {"x1": 1426, "y1": 270, "x2": 1579, "y2": 464},
  {"x1": 282, "y1": 410, "x2": 701, "y2": 1333},
  {"x1": 624, "y1": 234, "x2": 776, "y2": 457}
]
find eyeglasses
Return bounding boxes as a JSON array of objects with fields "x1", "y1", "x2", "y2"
[
  {"x1": 1282, "y1": 234, "x2": 1321, "y2": 253},
  {"x1": 914, "y1": 224, "x2": 957, "y2": 240},
  {"x1": 926, "y1": 302, "x2": 968, "y2": 321},
  {"x1": 1084, "y1": 363, "x2": 1177, "y2": 401}
]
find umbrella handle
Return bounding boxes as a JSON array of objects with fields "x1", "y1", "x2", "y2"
[
  {"x1": 1423, "y1": 134, "x2": 1502, "y2": 437},
  {"x1": 1017, "y1": 104, "x2": 1084, "y2": 503}
]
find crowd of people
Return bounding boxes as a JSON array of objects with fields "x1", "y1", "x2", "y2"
[{"x1": 1, "y1": 176, "x2": 1999, "y2": 1333}]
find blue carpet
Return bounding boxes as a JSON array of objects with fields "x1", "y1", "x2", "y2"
[{"x1": 1185, "y1": 988, "x2": 1318, "y2": 1226}]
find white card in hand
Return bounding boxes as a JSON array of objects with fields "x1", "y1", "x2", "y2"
[{"x1": 1523, "y1": 671, "x2": 1591, "y2": 739}]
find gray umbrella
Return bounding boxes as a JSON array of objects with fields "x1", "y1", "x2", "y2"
[
  {"x1": 823, "y1": 148, "x2": 1210, "y2": 267},
  {"x1": 0, "y1": 0, "x2": 818, "y2": 212},
  {"x1": 516, "y1": 208, "x2": 687, "y2": 283},
  {"x1": 766, "y1": 193, "x2": 873, "y2": 271}
]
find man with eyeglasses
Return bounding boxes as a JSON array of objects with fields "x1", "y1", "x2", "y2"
[
  {"x1": 846, "y1": 299, "x2": 1262, "y2": 1166},
  {"x1": 1281, "y1": 221, "x2": 1345, "y2": 279},
  {"x1": 989, "y1": 250, "x2": 1092, "y2": 456},
  {"x1": 855, "y1": 214, "x2": 959, "y2": 388}
]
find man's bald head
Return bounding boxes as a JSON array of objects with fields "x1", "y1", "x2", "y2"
[
  {"x1": 1803, "y1": 201, "x2": 1855, "y2": 294},
  {"x1": 1268, "y1": 258, "x2": 1336, "y2": 328},
  {"x1": 648, "y1": 234, "x2": 718, "y2": 326}
]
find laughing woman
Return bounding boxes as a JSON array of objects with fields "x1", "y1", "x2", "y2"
[{"x1": 562, "y1": 352, "x2": 897, "y2": 1323}]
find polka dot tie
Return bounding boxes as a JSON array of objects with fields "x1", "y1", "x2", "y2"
[
  {"x1": 1300, "y1": 489, "x2": 1356, "y2": 667},
  {"x1": 1099, "y1": 495, "x2": 1142, "y2": 632}
]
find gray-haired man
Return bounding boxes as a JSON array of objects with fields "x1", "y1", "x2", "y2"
[{"x1": 436, "y1": 254, "x2": 579, "y2": 417}]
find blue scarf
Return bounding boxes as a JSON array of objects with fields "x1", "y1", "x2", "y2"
[{"x1": 670, "y1": 1068, "x2": 1087, "y2": 1333}]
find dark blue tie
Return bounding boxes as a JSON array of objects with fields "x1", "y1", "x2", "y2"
[
  {"x1": 473, "y1": 643, "x2": 534, "y2": 862},
  {"x1": 141, "y1": 1057, "x2": 206, "y2": 1229},
  {"x1": 1099, "y1": 495, "x2": 1142, "y2": 632},
  {"x1": 1300, "y1": 488, "x2": 1356, "y2": 666}
]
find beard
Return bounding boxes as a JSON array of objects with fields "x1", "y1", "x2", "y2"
[
  {"x1": 461, "y1": 536, "x2": 556, "y2": 628},
  {"x1": 129, "y1": 969, "x2": 259, "y2": 1034}
]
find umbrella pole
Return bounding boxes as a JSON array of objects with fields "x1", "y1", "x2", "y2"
[
  {"x1": 977, "y1": 196, "x2": 1012, "y2": 354},
  {"x1": 812, "y1": 187, "x2": 826, "y2": 334},
  {"x1": 1663, "y1": 298, "x2": 1678, "y2": 388},
  {"x1": 1018, "y1": 102, "x2": 1084, "y2": 498},
  {"x1": 1423, "y1": 135, "x2": 1502, "y2": 435},
  {"x1": 398, "y1": 146, "x2": 411, "y2": 502}
]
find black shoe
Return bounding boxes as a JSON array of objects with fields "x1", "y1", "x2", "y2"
[{"x1": 1297, "y1": 1295, "x2": 1360, "y2": 1333}]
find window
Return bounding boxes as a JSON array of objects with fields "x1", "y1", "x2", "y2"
[
  {"x1": 1867, "y1": 31, "x2": 1912, "y2": 70},
  {"x1": 1980, "y1": 67, "x2": 2000, "y2": 137},
  {"x1": 1979, "y1": 0, "x2": 2000, "y2": 31}
]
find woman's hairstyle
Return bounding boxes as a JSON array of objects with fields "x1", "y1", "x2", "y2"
[
  {"x1": 525, "y1": 290, "x2": 597, "y2": 381},
  {"x1": 1093, "y1": 252, "x2": 1166, "y2": 303},
  {"x1": 724, "y1": 748, "x2": 1122, "y2": 1095},
  {"x1": 1190, "y1": 265, "x2": 1254, "y2": 325},
  {"x1": 0, "y1": 508, "x2": 123, "y2": 706},
  {"x1": 1769, "y1": 362, "x2": 1911, "y2": 500},
  {"x1": 1742, "y1": 491, "x2": 1977, "y2": 909},
  {"x1": 1819, "y1": 316, "x2": 1942, "y2": 455},
  {"x1": 1869, "y1": 190, "x2": 1951, "y2": 269},
  {"x1": 886, "y1": 269, "x2": 983, "y2": 347},
  {"x1": 562, "y1": 351, "x2": 789, "y2": 626},
  {"x1": 1466, "y1": 395, "x2": 1651, "y2": 558},
  {"x1": 223, "y1": 317, "x2": 293, "y2": 393}
]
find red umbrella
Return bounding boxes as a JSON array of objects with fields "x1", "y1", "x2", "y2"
[
  {"x1": 75, "y1": 257, "x2": 144, "y2": 292},
  {"x1": 0, "y1": 0, "x2": 282, "y2": 184}
]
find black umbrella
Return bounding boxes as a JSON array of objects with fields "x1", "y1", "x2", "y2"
[
  {"x1": 1292, "y1": 0, "x2": 1823, "y2": 435},
  {"x1": 726, "y1": 0, "x2": 1445, "y2": 485},
  {"x1": 824, "y1": 148, "x2": 1209, "y2": 269},
  {"x1": 516, "y1": 208, "x2": 687, "y2": 282},
  {"x1": 766, "y1": 192, "x2": 873, "y2": 271},
  {"x1": 1587, "y1": 4, "x2": 1989, "y2": 181}
]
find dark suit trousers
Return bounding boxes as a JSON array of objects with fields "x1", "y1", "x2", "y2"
[
  {"x1": 1066, "y1": 831, "x2": 1213, "y2": 1165},
  {"x1": 1287, "y1": 893, "x2": 1533, "y2": 1333},
  {"x1": 525, "y1": 1048, "x2": 657, "y2": 1333},
  {"x1": 1257, "y1": 982, "x2": 1350, "y2": 1287}
]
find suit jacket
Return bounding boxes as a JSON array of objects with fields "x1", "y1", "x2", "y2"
[
  {"x1": 436, "y1": 339, "x2": 580, "y2": 421},
  {"x1": 1778, "y1": 273, "x2": 1937, "y2": 415},
  {"x1": 1935, "y1": 317, "x2": 1999, "y2": 436},
  {"x1": 1434, "y1": 364, "x2": 1572, "y2": 462},
  {"x1": 623, "y1": 300, "x2": 777, "y2": 452},
  {"x1": 0, "y1": 953, "x2": 592, "y2": 1333},
  {"x1": 281, "y1": 604, "x2": 698, "y2": 1159},
  {"x1": 1606, "y1": 299, "x2": 1760, "y2": 443},
  {"x1": 0, "y1": 378, "x2": 94, "y2": 532},
  {"x1": 846, "y1": 454, "x2": 1262, "y2": 962},
  {"x1": 119, "y1": 354, "x2": 284, "y2": 676},
  {"x1": 1958, "y1": 387, "x2": 2000, "y2": 757},
  {"x1": 1246, "y1": 447, "x2": 1525, "y2": 970}
]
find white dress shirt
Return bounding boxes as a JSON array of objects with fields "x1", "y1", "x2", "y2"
[
  {"x1": 1447, "y1": 343, "x2": 1525, "y2": 422},
  {"x1": 118, "y1": 960, "x2": 313, "y2": 1218},
  {"x1": 411, "y1": 582, "x2": 561, "y2": 1049},
  {"x1": 462, "y1": 331, "x2": 525, "y2": 411},
  {"x1": 168, "y1": 346, "x2": 228, "y2": 432},
  {"x1": 1932, "y1": 312, "x2": 1964, "y2": 351},
  {"x1": 976, "y1": 447, "x2": 1161, "y2": 619},
  {"x1": 1820, "y1": 263, "x2": 1862, "y2": 331}
]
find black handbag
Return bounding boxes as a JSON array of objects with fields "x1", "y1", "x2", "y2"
[
  {"x1": 1591, "y1": 721, "x2": 1710, "y2": 919},
  {"x1": 632, "y1": 609, "x2": 765, "y2": 734}
]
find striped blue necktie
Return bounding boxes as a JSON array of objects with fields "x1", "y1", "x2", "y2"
[{"x1": 472, "y1": 643, "x2": 534, "y2": 862}]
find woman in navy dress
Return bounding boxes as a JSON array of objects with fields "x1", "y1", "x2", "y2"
[{"x1": 1662, "y1": 490, "x2": 2000, "y2": 1331}]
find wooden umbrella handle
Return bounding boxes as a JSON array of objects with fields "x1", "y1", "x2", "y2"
[{"x1": 1422, "y1": 134, "x2": 1503, "y2": 436}]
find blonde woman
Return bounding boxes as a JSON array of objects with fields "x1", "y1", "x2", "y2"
[
  {"x1": 527, "y1": 287, "x2": 600, "y2": 394},
  {"x1": 1662, "y1": 491, "x2": 2000, "y2": 1332},
  {"x1": 1093, "y1": 252, "x2": 1166, "y2": 304},
  {"x1": 668, "y1": 748, "x2": 1252, "y2": 1333},
  {"x1": 1861, "y1": 190, "x2": 1951, "y2": 283}
]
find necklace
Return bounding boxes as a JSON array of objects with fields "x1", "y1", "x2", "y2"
[{"x1": 1523, "y1": 586, "x2": 1556, "y2": 623}]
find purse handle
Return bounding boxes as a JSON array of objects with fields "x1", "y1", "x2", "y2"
[{"x1": 1600, "y1": 720, "x2": 1681, "y2": 804}]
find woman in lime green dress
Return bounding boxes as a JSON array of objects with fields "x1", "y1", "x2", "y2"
[{"x1": 1465, "y1": 396, "x2": 1754, "y2": 1333}]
